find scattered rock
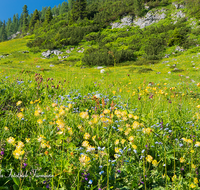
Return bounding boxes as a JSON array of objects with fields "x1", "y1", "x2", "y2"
[
  {"x1": 77, "y1": 50, "x2": 84, "y2": 53},
  {"x1": 164, "y1": 54, "x2": 170, "y2": 58},
  {"x1": 96, "y1": 66, "x2": 104, "y2": 69},
  {"x1": 175, "y1": 46, "x2": 185, "y2": 52},
  {"x1": 172, "y1": 2, "x2": 185, "y2": 9},
  {"x1": 66, "y1": 50, "x2": 71, "y2": 53},
  {"x1": 162, "y1": 61, "x2": 169, "y2": 64},
  {"x1": 51, "y1": 50, "x2": 63, "y2": 56},
  {"x1": 22, "y1": 50, "x2": 29, "y2": 53},
  {"x1": 42, "y1": 50, "x2": 51, "y2": 58},
  {"x1": 100, "y1": 69, "x2": 105, "y2": 73},
  {"x1": 62, "y1": 56, "x2": 69, "y2": 59}
]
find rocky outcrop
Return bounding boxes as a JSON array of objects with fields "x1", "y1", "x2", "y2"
[
  {"x1": 42, "y1": 50, "x2": 63, "y2": 58},
  {"x1": 171, "y1": 10, "x2": 186, "y2": 24},
  {"x1": 111, "y1": 16, "x2": 133, "y2": 29},
  {"x1": 7, "y1": 31, "x2": 22, "y2": 40},
  {"x1": 172, "y1": 2, "x2": 185, "y2": 9},
  {"x1": 111, "y1": 9, "x2": 166, "y2": 29},
  {"x1": 133, "y1": 9, "x2": 166, "y2": 28}
]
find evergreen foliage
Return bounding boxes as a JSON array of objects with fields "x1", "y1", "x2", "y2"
[{"x1": 22, "y1": 5, "x2": 29, "y2": 33}]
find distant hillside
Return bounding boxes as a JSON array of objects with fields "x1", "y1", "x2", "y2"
[{"x1": 1, "y1": 0, "x2": 200, "y2": 66}]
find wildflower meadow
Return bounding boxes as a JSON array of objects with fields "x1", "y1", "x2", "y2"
[{"x1": 0, "y1": 61, "x2": 200, "y2": 190}]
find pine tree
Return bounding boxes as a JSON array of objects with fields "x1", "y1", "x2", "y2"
[
  {"x1": 134, "y1": 0, "x2": 142, "y2": 16},
  {"x1": 19, "y1": 13, "x2": 23, "y2": 31},
  {"x1": 71, "y1": 0, "x2": 87, "y2": 21},
  {"x1": 13, "y1": 14, "x2": 19, "y2": 33},
  {"x1": 44, "y1": 7, "x2": 53, "y2": 24},
  {"x1": 22, "y1": 5, "x2": 29, "y2": 33},
  {"x1": 29, "y1": 9, "x2": 40, "y2": 30},
  {"x1": 6, "y1": 18, "x2": 13, "y2": 37},
  {"x1": 1, "y1": 21, "x2": 7, "y2": 41},
  {"x1": 40, "y1": 7, "x2": 48, "y2": 22},
  {"x1": 60, "y1": 1, "x2": 69, "y2": 15},
  {"x1": 68, "y1": 0, "x2": 75, "y2": 10}
]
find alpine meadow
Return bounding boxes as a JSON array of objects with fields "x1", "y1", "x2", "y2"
[{"x1": 0, "y1": 0, "x2": 200, "y2": 189}]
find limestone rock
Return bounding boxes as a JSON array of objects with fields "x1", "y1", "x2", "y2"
[
  {"x1": 133, "y1": 9, "x2": 166, "y2": 29},
  {"x1": 111, "y1": 16, "x2": 133, "y2": 29},
  {"x1": 172, "y1": 2, "x2": 185, "y2": 9},
  {"x1": 66, "y1": 50, "x2": 71, "y2": 53}
]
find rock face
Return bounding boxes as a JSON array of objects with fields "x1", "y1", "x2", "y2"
[
  {"x1": 111, "y1": 9, "x2": 166, "y2": 29},
  {"x1": 133, "y1": 9, "x2": 166, "y2": 28},
  {"x1": 171, "y1": 10, "x2": 186, "y2": 23},
  {"x1": 172, "y1": 2, "x2": 185, "y2": 9},
  {"x1": 111, "y1": 16, "x2": 133, "y2": 29}
]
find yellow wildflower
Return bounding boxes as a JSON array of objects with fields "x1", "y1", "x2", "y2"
[
  {"x1": 180, "y1": 157, "x2": 185, "y2": 163},
  {"x1": 132, "y1": 121, "x2": 140, "y2": 129},
  {"x1": 133, "y1": 115, "x2": 139, "y2": 120},
  {"x1": 25, "y1": 138, "x2": 30, "y2": 143},
  {"x1": 197, "y1": 105, "x2": 200, "y2": 109},
  {"x1": 52, "y1": 103, "x2": 57, "y2": 107},
  {"x1": 121, "y1": 139, "x2": 126, "y2": 144},
  {"x1": 152, "y1": 160, "x2": 158, "y2": 167},
  {"x1": 7, "y1": 137, "x2": 15, "y2": 145},
  {"x1": 172, "y1": 175, "x2": 177, "y2": 182},
  {"x1": 79, "y1": 112, "x2": 89, "y2": 119},
  {"x1": 16, "y1": 101, "x2": 22, "y2": 106},
  {"x1": 84, "y1": 133, "x2": 91, "y2": 140},
  {"x1": 82, "y1": 141, "x2": 89, "y2": 147},
  {"x1": 13, "y1": 147, "x2": 24, "y2": 159},
  {"x1": 79, "y1": 154, "x2": 90, "y2": 166},
  {"x1": 128, "y1": 136, "x2": 134, "y2": 141},
  {"x1": 132, "y1": 144, "x2": 137, "y2": 149},
  {"x1": 92, "y1": 135, "x2": 96, "y2": 141},
  {"x1": 146, "y1": 155, "x2": 153, "y2": 163},
  {"x1": 4, "y1": 126, "x2": 9, "y2": 131},
  {"x1": 37, "y1": 119, "x2": 43, "y2": 124},
  {"x1": 68, "y1": 103, "x2": 72, "y2": 109},
  {"x1": 103, "y1": 109, "x2": 110, "y2": 114},
  {"x1": 59, "y1": 109, "x2": 65, "y2": 116},
  {"x1": 17, "y1": 112, "x2": 24, "y2": 119},
  {"x1": 142, "y1": 128, "x2": 152, "y2": 135},
  {"x1": 190, "y1": 183, "x2": 196, "y2": 188},
  {"x1": 195, "y1": 141, "x2": 200, "y2": 147},
  {"x1": 194, "y1": 178, "x2": 198, "y2": 184},
  {"x1": 115, "y1": 147, "x2": 120, "y2": 153},
  {"x1": 115, "y1": 139, "x2": 119, "y2": 145}
]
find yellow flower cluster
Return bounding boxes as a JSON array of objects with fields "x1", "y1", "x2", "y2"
[
  {"x1": 79, "y1": 154, "x2": 90, "y2": 166},
  {"x1": 13, "y1": 141, "x2": 25, "y2": 159}
]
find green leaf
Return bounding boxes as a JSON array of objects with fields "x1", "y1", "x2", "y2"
[
  {"x1": 0, "y1": 187, "x2": 9, "y2": 190},
  {"x1": 12, "y1": 178, "x2": 20, "y2": 186},
  {"x1": 13, "y1": 185, "x2": 19, "y2": 190}
]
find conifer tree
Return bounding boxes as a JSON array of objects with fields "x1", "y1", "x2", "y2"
[
  {"x1": 6, "y1": 18, "x2": 13, "y2": 37},
  {"x1": 29, "y1": 9, "x2": 40, "y2": 30},
  {"x1": 68, "y1": 0, "x2": 75, "y2": 10},
  {"x1": 44, "y1": 7, "x2": 53, "y2": 24},
  {"x1": 13, "y1": 14, "x2": 19, "y2": 33},
  {"x1": 134, "y1": 0, "x2": 142, "y2": 16},
  {"x1": 22, "y1": 5, "x2": 29, "y2": 33},
  {"x1": 71, "y1": 0, "x2": 87, "y2": 21},
  {"x1": 1, "y1": 21, "x2": 7, "y2": 41},
  {"x1": 60, "y1": 1, "x2": 69, "y2": 15}
]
